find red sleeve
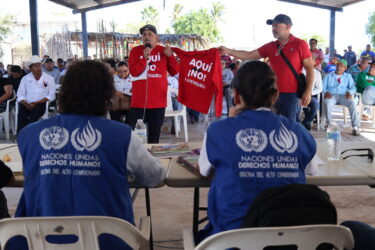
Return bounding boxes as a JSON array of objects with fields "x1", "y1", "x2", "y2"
[
  {"x1": 129, "y1": 46, "x2": 148, "y2": 77},
  {"x1": 299, "y1": 40, "x2": 312, "y2": 60},
  {"x1": 166, "y1": 55, "x2": 179, "y2": 77},
  {"x1": 257, "y1": 41, "x2": 274, "y2": 58}
]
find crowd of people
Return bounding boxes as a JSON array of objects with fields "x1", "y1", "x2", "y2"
[{"x1": 0, "y1": 15, "x2": 374, "y2": 249}]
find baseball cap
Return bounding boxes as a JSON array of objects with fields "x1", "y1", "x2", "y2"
[
  {"x1": 266, "y1": 14, "x2": 293, "y2": 25},
  {"x1": 44, "y1": 58, "x2": 54, "y2": 63},
  {"x1": 337, "y1": 59, "x2": 348, "y2": 66},
  {"x1": 140, "y1": 24, "x2": 157, "y2": 35}
]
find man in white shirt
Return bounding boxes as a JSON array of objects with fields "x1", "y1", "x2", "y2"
[{"x1": 16, "y1": 55, "x2": 56, "y2": 132}]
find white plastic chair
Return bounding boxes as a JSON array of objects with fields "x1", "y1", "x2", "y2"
[
  {"x1": 183, "y1": 225, "x2": 354, "y2": 250},
  {"x1": 321, "y1": 93, "x2": 361, "y2": 129},
  {"x1": 0, "y1": 90, "x2": 17, "y2": 140},
  {"x1": 0, "y1": 216, "x2": 150, "y2": 250},
  {"x1": 165, "y1": 87, "x2": 188, "y2": 142},
  {"x1": 358, "y1": 93, "x2": 375, "y2": 127}
]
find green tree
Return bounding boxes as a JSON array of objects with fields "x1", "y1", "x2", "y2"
[
  {"x1": 0, "y1": 13, "x2": 17, "y2": 58},
  {"x1": 172, "y1": 8, "x2": 221, "y2": 43},
  {"x1": 171, "y1": 4, "x2": 183, "y2": 22},
  {"x1": 211, "y1": 2, "x2": 225, "y2": 24},
  {"x1": 366, "y1": 12, "x2": 375, "y2": 48},
  {"x1": 141, "y1": 5, "x2": 159, "y2": 26}
]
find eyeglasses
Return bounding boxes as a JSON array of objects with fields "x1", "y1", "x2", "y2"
[{"x1": 341, "y1": 148, "x2": 374, "y2": 163}]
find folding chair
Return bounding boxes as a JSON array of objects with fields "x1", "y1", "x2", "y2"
[
  {"x1": 183, "y1": 225, "x2": 354, "y2": 250},
  {"x1": 0, "y1": 216, "x2": 150, "y2": 250}
]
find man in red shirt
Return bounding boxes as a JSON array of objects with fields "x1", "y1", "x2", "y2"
[
  {"x1": 219, "y1": 14, "x2": 314, "y2": 121},
  {"x1": 309, "y1": 38, "x2": 324, "y2": 71},
  {"x1": 128, "y1": 24, "x2": 179, "y2": 143}
]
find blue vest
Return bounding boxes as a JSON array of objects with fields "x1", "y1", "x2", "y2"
[
  {"x1": 202, "y1": 110, "x2": 316, "y2": 238},
  {"x1": 15, "y1": 114, "x2": 133, "y2": 249}
]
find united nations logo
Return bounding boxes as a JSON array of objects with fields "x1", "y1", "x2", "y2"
[
  {"x1": 236, "y1": 128, "x2": 268, "y2": 152},
  {"x1": 39, "y1": 126, "x2": 69, "y2": 150},
  {"x1": 71, "y1": 121, "x2": 102, "y2": 152}
]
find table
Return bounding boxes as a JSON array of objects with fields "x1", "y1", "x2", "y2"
[{"x1": 166, "y1": 141, "x2": 375, "y2": 236}]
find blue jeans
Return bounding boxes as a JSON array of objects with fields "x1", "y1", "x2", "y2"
[
  {"x1": 341, "y1": 221, "x2": 375, "y2": 250},
  {"x1": 297, "y1": 96, "x2": 320, "y2": 125},
  {"x1": 323, "y1": 94, "x2": 359, "y2": 128},
  {"x1": 274, "y1": 93, "x2": 299, "y2": 120},
  {"x1": 362, "y1": 86, "x2": 375, "y2": 105}
]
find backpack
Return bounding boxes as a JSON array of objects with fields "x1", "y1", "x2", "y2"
[{"x1": 241, "y1": 184, "x2": 337, "y2": 250}]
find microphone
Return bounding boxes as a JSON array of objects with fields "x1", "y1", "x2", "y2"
[{"x1": 144, "y1": 43, "x2": 151, "y2": 59}]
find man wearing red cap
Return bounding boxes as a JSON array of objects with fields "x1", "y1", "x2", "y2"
[
  {"x1": 128, "y1": 24, "x2": 179, "y2": 143},
  {"x1": 219, "y1": 14, "x2": 314, "y2": 121}
]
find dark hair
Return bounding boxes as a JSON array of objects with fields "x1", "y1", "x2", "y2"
[
  {"x1": 117, "y1": 61, "x2": 128, "y2": 68},
  {"x1": 10, "y1": 65, "x2": 22, "y2": 73},
  {"x1": 57, "y1": 58, "x2": 64, "y2": 63},
  {"x1": 105, "y1": 59, "x2": 116, "y2": 69},
  {"x1": 309, "y1": 38, "x2": 318, "y2": 43},
  {"x1": 58, "y1": 60, "x2": 115, "y2": 116},
  {"x1": 232, "y1": 61, "x2": 278, "y2": 109}
]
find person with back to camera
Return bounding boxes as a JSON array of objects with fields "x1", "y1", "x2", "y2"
[
  {"x1": 197, "y1": 61, "x2": 317, "y2": 242},
  {"x1": 128, "y1": 24, "x2": 179, "y2": 143},
  {"x1": 10, "y1": 60, "x2": 166, "y2": 250}
]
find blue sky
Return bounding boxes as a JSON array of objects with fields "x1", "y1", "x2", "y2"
[{"x1": 1, "y1": 0, "x2": 373, "y2": 55}]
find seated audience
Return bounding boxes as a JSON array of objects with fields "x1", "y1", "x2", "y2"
[
  {"x1": 56, "y1": 58, "x2": 65, "y2": 73},
  {"x1": 0, "y1": 160, "x2": 14, "y2": 219},
  {"x1": 221, "y1": 59, "x2": 234, "y2": 115},
  {"x1": 42, "y1": 58, "x2": 61, "y2": 88},
  {"x1": 322, "y1": 59, "x2": 359, "y2": 135},
  {"x1": 323, "y1": 56, "x2": 338, "y2": 73},
  {"x1": 9, "y1": 65, "x2": 26, "y2": 92},
  {"x1": 347, "y1": 55, "x2": 370, "y2": 83},
  {"x1": 356, "y1": 61, "x2": 375, "y2": 105},
  {"x1": 360, "y1": 44, "x2": 375, "y2": 62},
  {"x1": 0, "y1": 78, "x2": 13, "y2": 113},
  {"x1": 16, "y1": 55, "x2": 56, "y2": 132},
  {"x1": 13, "y1": 60, "x2": 166, "y2": 249},
  {"x1": 298, "y1": 60, "x2": 323, "y2": 130},
  {"x1": 343, "y1": 45, "x2": 357, "y2": 68},
  {"x1": 110, "y1": 61, "x2": 132, "y2": 123},
  {"x1": 197, "y1": 61, "x2": 317, "y2": 241}
]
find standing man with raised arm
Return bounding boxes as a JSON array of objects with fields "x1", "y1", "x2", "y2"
[
  {"x1": 219, "y1": 14, "x2": 314, "y2": 120},
  {"x1": 128, "y1": 24, "x2": 179, "y2": 143}
]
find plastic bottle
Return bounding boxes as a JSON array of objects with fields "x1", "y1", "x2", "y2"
[
  {"x1": 135, "y1": 119, "x2": 147, "y2": 144},
  {"x1": 326, "y1": 122, "x2": 341, "y2": 161}
]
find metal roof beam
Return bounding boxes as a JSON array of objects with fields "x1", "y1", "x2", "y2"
[
  {"x1": 72, "y1": 0, "x2": 141, "y2": 14},
  {"x1": 277, "y1": 0, "x2": 343, "y2": 12},
  {"x1": 49, "y1": 0, "x2": 77, "y2": 10}
]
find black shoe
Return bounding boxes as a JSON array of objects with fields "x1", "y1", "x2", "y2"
[
  {"x1": 303, "y1": 122, "x2": 311, "y2": 131},
  {"x1": 189, "y1": 115, "x2": 196, "y2": 124}
]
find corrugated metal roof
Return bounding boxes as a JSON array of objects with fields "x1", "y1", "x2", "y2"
[
  {"x1": 48, "y1": 0, "x2": 142, "y2": 13},
  {"x1": 278, "y1": 0, "x2": 365, "y2": 11}
]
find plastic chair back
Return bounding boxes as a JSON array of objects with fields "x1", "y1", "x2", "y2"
[
  {"x1": 165, "y1": 87, "x2": 188, "y2": 142},
  {"x1": 194, "y1": 225, "x2": 354, "y2": 250},
  {"x1": 0, "y1": 216, "x2": 150, "y2": 250}
]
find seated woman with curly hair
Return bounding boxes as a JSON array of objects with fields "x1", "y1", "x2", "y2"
[
  {"x1": 12, "y1": 60, "x2": 165, "y2": 249},
  {"x1": 197, "y1": 61, "x2": 317, "y2": 241}
]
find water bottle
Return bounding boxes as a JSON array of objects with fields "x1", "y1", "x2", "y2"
[
  {"x1": 135, "y1": 119, "x2": 147, "y2": 144},
  {"x1": 326, "y1": 122, "x2": 341, "y2": 161}
]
